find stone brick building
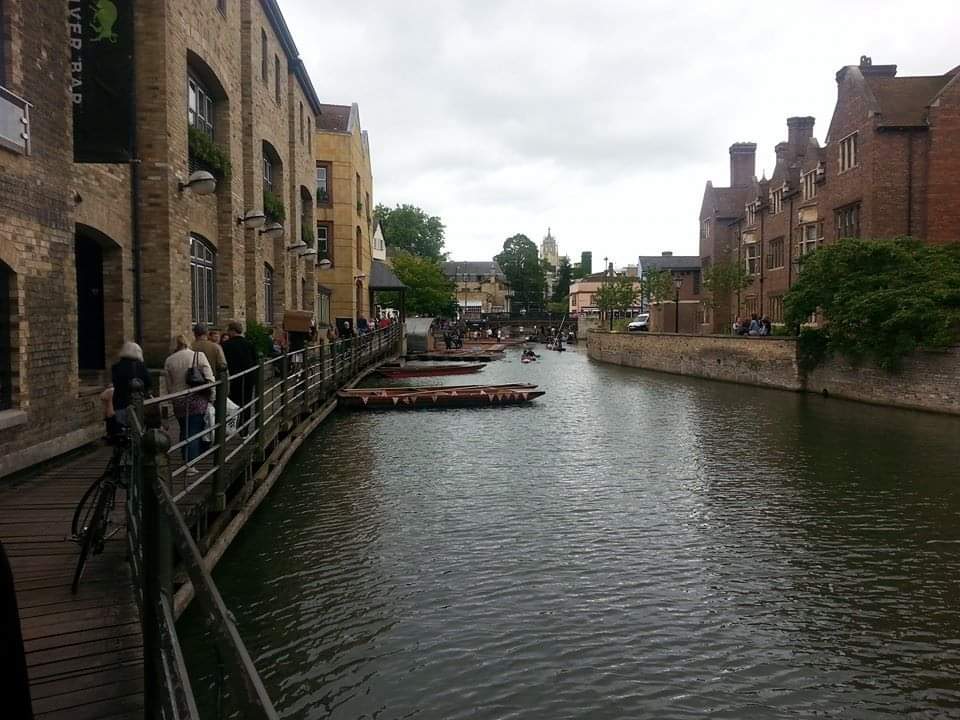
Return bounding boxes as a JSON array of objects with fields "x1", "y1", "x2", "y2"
[
  {"x1": 637, "y1": 252, "x2": 701, "y2": 333},
  {"x1": 0, "y1": 0, "x2": 322, "y2": 477},
  {"x1": 442, "y1": 262, "x2": 513, "y2": 316},
  {"x1": 699, "y1": 56, "x2": 960, "y2": 333},
  {"x1": 314, "y1": 103, "x2": 375, "y2": 330}
]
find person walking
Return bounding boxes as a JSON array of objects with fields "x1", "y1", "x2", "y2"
[
  {"x1": 222, "y1": 320, "x2": 258, "y2": 434},
  {"x1": 192, "y1": 323, "x2": 228, "y2": 373},
  {"x1": 164, "y1": 334, "x2": 214, "y2": 473},
  {"x1": 111, "y1": 341, "x2": 151, "y2": 428}
]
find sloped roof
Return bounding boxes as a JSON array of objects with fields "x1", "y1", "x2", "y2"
[
  {"x1": 866, "y1": 75, "x2": 953, "y2": 127},
  {"x1": 638, "y1": 255, "x2": 700, "y2": 271},
  {"x1": 441, "y1": 261, "x2": 506, "y2": 280},
  {"x1": 316, "y1": 104, "x2": 352, "y2": 132},
  {"x1": 701, "y1": 184, "x2": 751, "y2": 220},
  {"x1": 369, "y1": 260, "x2": 406, "y2": 290}
]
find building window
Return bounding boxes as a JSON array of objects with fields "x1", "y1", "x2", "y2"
[
  {"x1": 316, "y1": 291, "x2": 330, "y2": 326},
  {"x1": 263, "y1": 153, "x2": 273, "y2": 193},
  {"x1": 301, "y1": 277, "x2": 308, "y2": 311},
  {"x1": 263, "y1": 263, "x2": 274, "y2": 325},
  {"x1": 261, "y1": 30, "x2": 268, "y2": 83},
  {"x1": 217, "y1": 0, "x2": 226, "y2": 16},
  {"x1": 188, "y1": 75, "x2": 214, "y2": 138},
  {"x1": 744, "y1": 295, "x2": 759, "y2": 317},
  {"x1": 835, "y1": 203, "x2": 861, "y2": 239},
  {"x1": 839, "y1": 132, "x2": 858, "y2": 173},
  {"x1": 746, "y1": 203, "x2": 758, "y2": 227},
  {"x1": 307, "y1": 117, "x2": 311, "y2": 152},
  {"x1": 769, "y1": 295, "x2": 784, "y2": 323},
  {"x1": 699, "y1": 221, "x2": 707, "y2": 243},
  {"x1": 299, "y1": 102, "x2": 304, "y2": 143},
  {"x1": 274, "y1": 55, "x2": 281, "y2": 104},
  {"x1": 365, "y1": 191, "x2": 371, "y2": 224},
  {"x1": 692, "y1": 270, "x2": 701, "y2": 295},
  {"x1": 316, "y1": 222, "x2": 332, "y2": 263},
  {"x1": 356, "y1": 173, "x2": 362, "y2": 215},
  {"x1": 767, "y1": 237, "x2": 785, "y2": 270},
  {"x1": 0, "y1": 262, "x2": 13, "y2": 411},
  {"x1": 356, "y1": 226, "x2": 363, "y2": 267},
  {"x1": 799, "y1": 223, "x2": 822, "y2": 257},
  {"x1": 745, "y1": 242, "x2": 760, "y2": 275},
  {"x1": 802, "y1": 170, "x2": 817, "y2": 201},
  {"x1": 190, "y1": 235, "x2": 216, "y2": 326},
  {"x1": 315, "y1": 162, "x2": 330, "y2": 204},
  {"x1": 769, "y1": 187, "x2": 783, "y2": 215}
]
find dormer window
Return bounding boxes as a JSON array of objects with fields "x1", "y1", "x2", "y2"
[
  {"x1": 746, "y1": 203, "x2": 758, "y2": 226},
  {"x1": 802, "y1": 170, "x2": 818, "y2": 201},
  {"x1": 769, "y1": 187, "x2": 783, "y2": 215},
  {"x1": 839, "y1": 132, "x2": 858, "y2": 173}
]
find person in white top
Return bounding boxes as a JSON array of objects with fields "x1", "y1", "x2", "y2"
[{"x1": 164, "y1": 334, "x2": 215, "y2": 470}]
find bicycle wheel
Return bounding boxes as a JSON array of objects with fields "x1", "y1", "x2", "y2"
[
  {"x1": 71, "y1": 481, "x2": 114, "y2": 595},
  {"x1": 71, "y1": 474, "x2": 106, "y2": 540}
]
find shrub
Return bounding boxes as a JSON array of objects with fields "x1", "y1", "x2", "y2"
[
  {"x1": 263, "y1": 191, "x2": 285, "y2": 224},
  {"x1": 187, "y1": 128, "x2": 231, "y2": 179}
]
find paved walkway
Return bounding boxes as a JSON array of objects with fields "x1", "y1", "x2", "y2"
[{"x1": 0, "y1": 444, "x2": 143, "y2": 720}]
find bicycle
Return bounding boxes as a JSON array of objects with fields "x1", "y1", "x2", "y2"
[{"x1": 70, "y1": 430, "x2": 132, "y2": 594}]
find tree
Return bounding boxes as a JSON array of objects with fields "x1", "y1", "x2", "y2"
[
  {"x1": 784, "y1": 237, "x2": 960, "y2": 370},
  {"x1": 389, "y1": 251, "x2": 457, "y2": 317},
  {"x1": 374, "y1": 204, "x2": 447, "y2": 260},
  {"x1": 641, "y1": 267, "x2": 675, "y2": 306},
  {"x1": 595, "y1": 275, "x2": 640, "y2": 318},
  {"x1": 552, "y1": 256, "x2": 573, "y2": 303},
  {"x1": 702, "y1": 260, "x2": 751, "y2": 308},
  {"x1": 495, "y1": 234, "x2": 546, "y2": 312}
]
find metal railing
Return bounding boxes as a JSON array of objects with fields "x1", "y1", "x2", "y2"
[{"x1": 123, "y1": 323, "x2": 403, "y2": 719}]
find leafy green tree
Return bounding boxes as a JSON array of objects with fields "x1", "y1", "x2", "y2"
[
  {"x1": 552, "y1": 256, "x2": 573, "y2": 303},
  {"x1": 495, "y1": 234, "x2": 545, "y2": 311},
  {"x1": 702, "y1": 260, "x2": 751, "y2": 308},
  {"x1": 389, "y1": 251, "x2": 457, "y2": 316},
  {"x1": 595, "y1": 275, "x2": 640, "y2": 319},
  {"x1": 784, "y1": 238, "x2": 960, "y2": 370},
  {"x1": 641, "y1": 267, "x2": 676, "y2": 306},
  {"x1": 374, "y1": 203, "x2": 447, "y2": 260}
]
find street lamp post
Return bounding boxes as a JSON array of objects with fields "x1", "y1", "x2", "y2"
[{"x1": 674, "y1": 276, "x2": 683, "y2": 333}]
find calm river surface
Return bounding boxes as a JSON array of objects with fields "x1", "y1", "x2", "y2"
[{"x1": 182, "y1": 346, "x2": 960, "y2": 719}]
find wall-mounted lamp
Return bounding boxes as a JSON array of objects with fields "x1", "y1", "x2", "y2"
[
  {"x1": 317, "y1": 259, "x2": 332, "y2": 270},
  {"x1": 259, "y1": 222, "x2": 284, "y2": 240},
  {"x1": 178, "y1": 170, "x2": 217, "y2": 195},
  {"x1": 237, "y1": 210, "x2": 266, "y2": 229},
  {"x1": 295, "y1": 246, "x2": 317, "y2": 258},
  {"x1": 286, "y1": 239, "x2": 307, "y2": 252}
]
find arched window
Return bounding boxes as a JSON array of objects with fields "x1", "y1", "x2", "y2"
[
  {"x1": 0, "y1": 261, "x2": 13, "y2": 410},
  {"x1": 190, "y1": 235, "x2": 216, "y2": 325},
  {"x1": 356, "y1": 226, "x2": 362, "y2": 269},
  {"x1": 188, "y1": 74, "x2": 214, "y2": 138},
  {"x1": 264, "y1": 263, "x2": 274, "y2": 324}
]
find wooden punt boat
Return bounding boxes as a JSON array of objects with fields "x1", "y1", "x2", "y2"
[
  {"x1": 337, "y1": 383, "x2": 545, "y2": 409},
  {"x1": 375, "y1": 363, "x2": 485, "y2": 379}
]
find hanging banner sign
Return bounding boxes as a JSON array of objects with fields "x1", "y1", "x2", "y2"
[{"x1": 70, "y1": 0, "x2": 134, "y2": 163}]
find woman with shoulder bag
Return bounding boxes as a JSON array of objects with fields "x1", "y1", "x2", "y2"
[{"x1": 164, "y1": 334, "x2": 215, "y2": 473}]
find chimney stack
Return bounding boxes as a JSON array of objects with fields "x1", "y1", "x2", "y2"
[
  {"x1": 787, "y1": 116, "x2": 815, "y2": 148},
  {"x1": 774, "y1": 142, "x2": 789, "y2": 162},
  {"x1": 729, "y1": 142, "x2": 757, "y2": 188}
]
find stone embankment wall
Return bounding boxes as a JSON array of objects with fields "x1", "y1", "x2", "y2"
[{"x1": 587, "y1": 331, "x2": 960, "y2": 416}]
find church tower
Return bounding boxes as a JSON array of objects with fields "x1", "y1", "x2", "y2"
[{"x1": 540, "y1": 227, "x2": 559, "y2": 269}]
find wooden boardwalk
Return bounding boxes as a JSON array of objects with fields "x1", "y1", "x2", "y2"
[{"x1": 0, "y1": 444, "x2": 144, "y2": 720}]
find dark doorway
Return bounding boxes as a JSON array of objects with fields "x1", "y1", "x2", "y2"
[
  {"x1": 0, "y1": 263, "x2": 12, "y2": 410},
  {"x1": 76, "y1": 232, "x2": 106, "y2": 370}
]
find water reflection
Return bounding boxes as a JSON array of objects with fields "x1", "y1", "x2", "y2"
[{"x1": 181, "y1": 347, "x2": 960, "y2": 718}]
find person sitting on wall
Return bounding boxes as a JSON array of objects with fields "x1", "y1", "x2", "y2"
[{"x1": 748, "y1": 314, "x2": 761, "y2": 336}]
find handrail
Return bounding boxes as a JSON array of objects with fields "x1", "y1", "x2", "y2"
[{"x1": 125, "y1": 323, "x2": 404, "y2": 717}]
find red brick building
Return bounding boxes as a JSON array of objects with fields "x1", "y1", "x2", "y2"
[{"x1": 699, "y1": 56, "x2": 960, "y2": 333}]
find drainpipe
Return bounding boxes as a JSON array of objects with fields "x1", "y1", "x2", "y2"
[
  {"x1": 130, "y1": 30, "x2": 142, "y2": 346},
  {"x1": 906, "y1": 132, "x2": 914, "y2": 236},
  {"x1": 759, "y1": 209, "x2": 765, "y2": 316}
]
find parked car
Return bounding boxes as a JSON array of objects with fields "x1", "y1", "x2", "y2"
[{"x1": 627, "y1": 314, "x2": 650, "y2": 332}]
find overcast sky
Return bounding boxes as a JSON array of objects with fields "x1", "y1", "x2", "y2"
[{"x1": 284, "y1": 0, "x2": 960, "y2": 269}]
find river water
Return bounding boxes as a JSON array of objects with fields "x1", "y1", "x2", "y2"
[{"x1": 181, "y1": 345, "x2": 960, "y2": 719}]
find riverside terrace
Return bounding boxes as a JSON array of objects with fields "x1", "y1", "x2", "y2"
[{"x1": 0, "y1": 324, "x2": 402, "y2": 719}]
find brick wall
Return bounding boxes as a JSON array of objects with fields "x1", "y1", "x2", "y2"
[
  {"x1": 926, "y1": 77, "x2": 960, "y2": 244},
  {"x1": 587, "y1": 331, "x2": 960, "y2": 415}
]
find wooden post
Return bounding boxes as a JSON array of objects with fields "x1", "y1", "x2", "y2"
[
  {"x1": 254, "y1": 360, "x2": 265, "y2": 462},
  {"x1": 141, "y1": 426, "x2": 172, "y2": 718},
  {"x1": 212, "y1": 368, "x2": 228, "y2": 512}
]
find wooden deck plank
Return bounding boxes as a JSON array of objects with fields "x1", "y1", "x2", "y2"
[{"x1": 0, "y1": 444, "x2": 145, "y2": 718}]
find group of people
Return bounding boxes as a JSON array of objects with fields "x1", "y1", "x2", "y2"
[{"x1": 733, "y1": 314, "x2": 773, "y2": 337}]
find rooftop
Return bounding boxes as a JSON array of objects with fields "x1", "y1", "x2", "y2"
[{"x1": 441, "y1": 261, "x2": 507, "y2": 280}]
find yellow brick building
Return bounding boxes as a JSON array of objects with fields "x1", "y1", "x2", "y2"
[{"x1": 314, "y1": 103, "x2": 375, "y2": 330}]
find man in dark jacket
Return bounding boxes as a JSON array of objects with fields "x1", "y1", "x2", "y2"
[
  {"x1": 221, "y1": 321, "x2": 258, "y2": 434},
  {"x1": 1, "y1": 540, "x2": 33, "y2": 718}
]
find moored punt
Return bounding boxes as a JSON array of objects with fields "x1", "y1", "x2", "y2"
[
  {"x1": 405, "y1": 350, "x2": 505, "y2": 362},
  {"x1": 376, "y1": 363, "x2": 486, "y2": 379},
  {"x1": 338, "y1": 384, "x2": 545, "y2": 409}
]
